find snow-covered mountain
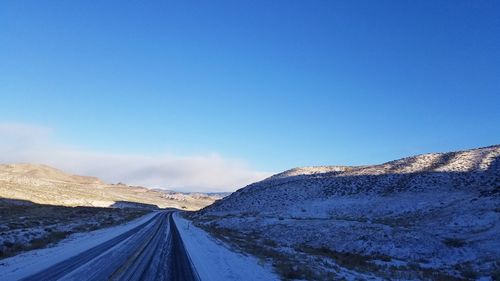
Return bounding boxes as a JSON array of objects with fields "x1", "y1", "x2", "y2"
[{"x1": 194, "y1": 145, "x2": 500, "y2": 280}]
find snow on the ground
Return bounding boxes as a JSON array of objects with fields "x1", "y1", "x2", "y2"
[
  {"x1": 0, "y1": 212, "x2": 157, "y2": 281},
  {"x1": 173, "y1": 212, "x2": 279, "y2": 281},
  {"x1": 196, "y1": 145, "x2": 500, "y2": 278}
]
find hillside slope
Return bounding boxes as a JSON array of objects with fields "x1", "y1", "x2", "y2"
[
  {"x1": 194, "y1": 145, "x2": 500, "y2": 280},
  {"x1": 0, "y1": 163, "x2": 218, "y2": 210},
  {"x1": 0, "y1": 163, "x2": 222, "y2": 259}
]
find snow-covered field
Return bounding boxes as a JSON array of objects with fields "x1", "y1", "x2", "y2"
[
  {"x1": 194, "y1": 145, "x2": 500, "y2": 280},
  {"x1": 0, "y1": 199, "x2": 150, "y2": 259},
  {"x1": 174, "y1": 213, "x2": 279, "y2": 281},
  {"x1": 0, "y1": 212, "x2": 157, "y2": 280}
]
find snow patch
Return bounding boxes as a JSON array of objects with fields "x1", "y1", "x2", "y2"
[{"x1": 173, "y1": 213, "x2": 279, "y2": 281}]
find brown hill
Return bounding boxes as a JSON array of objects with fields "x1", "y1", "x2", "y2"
[{"x1": 0, "y1": 163, "x2": 217, "y2": 210}]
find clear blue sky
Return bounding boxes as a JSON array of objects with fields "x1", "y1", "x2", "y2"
[{"x1": 1, "y1": 0, "x2": 499, "y2": 172}]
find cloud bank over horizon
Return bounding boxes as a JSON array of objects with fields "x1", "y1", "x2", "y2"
[{"x1": 0, "y1": 122, "x2": 272, "y2": 192}]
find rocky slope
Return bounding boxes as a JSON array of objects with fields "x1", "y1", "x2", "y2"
[
  {"x1": 0, "y1": 163, "x2": 218, "y2": 210},
  {"x1": 193, "y1": 145, "x2": 500, "y2": 280}
]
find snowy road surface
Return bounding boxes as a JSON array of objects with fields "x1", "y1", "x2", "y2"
[
  {"x1": 0, "y1": 211, "x2": 278, "y2": 281},
  {"x1": 1, "y1": 212, "x2": 199, "y2": 281}
]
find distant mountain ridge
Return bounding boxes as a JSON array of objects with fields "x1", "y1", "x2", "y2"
[
  {"x1": 0, "y1": 163, "x2": 218, "y2": 210},
  {"x1": 268, "y1": 165, "x2": 355, "y2": 180},
  {"x1": 0, "y1": 163, "x2": 103, "y2": 185}
]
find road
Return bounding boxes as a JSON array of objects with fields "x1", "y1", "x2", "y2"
[{"x1": 21, "y1": 212, "x2": 200, "y2": 281}]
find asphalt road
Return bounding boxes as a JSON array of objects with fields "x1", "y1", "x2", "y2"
[{"x1": 21, "y1": 212, "x2": 200, "y2": 281}]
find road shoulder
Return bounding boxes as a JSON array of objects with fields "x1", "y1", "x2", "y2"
[
  {"x1": 0, "y1": 212, "x2": 157, "y2": 281},
  {"x1": 173, "y1": 212, "x2": 279, "y2": 281}
]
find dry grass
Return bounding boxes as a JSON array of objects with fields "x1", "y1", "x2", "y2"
[
  {"x1": 192, "y1": 221, "x2": 335, "y2": 280},
  {"x1": 191, "y1": 216, "x2": 470, "y2": 281}
]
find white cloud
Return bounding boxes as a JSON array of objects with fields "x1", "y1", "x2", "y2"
[{"x1": 0, "y1": 122, "x2": 272, "y2": 192}]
